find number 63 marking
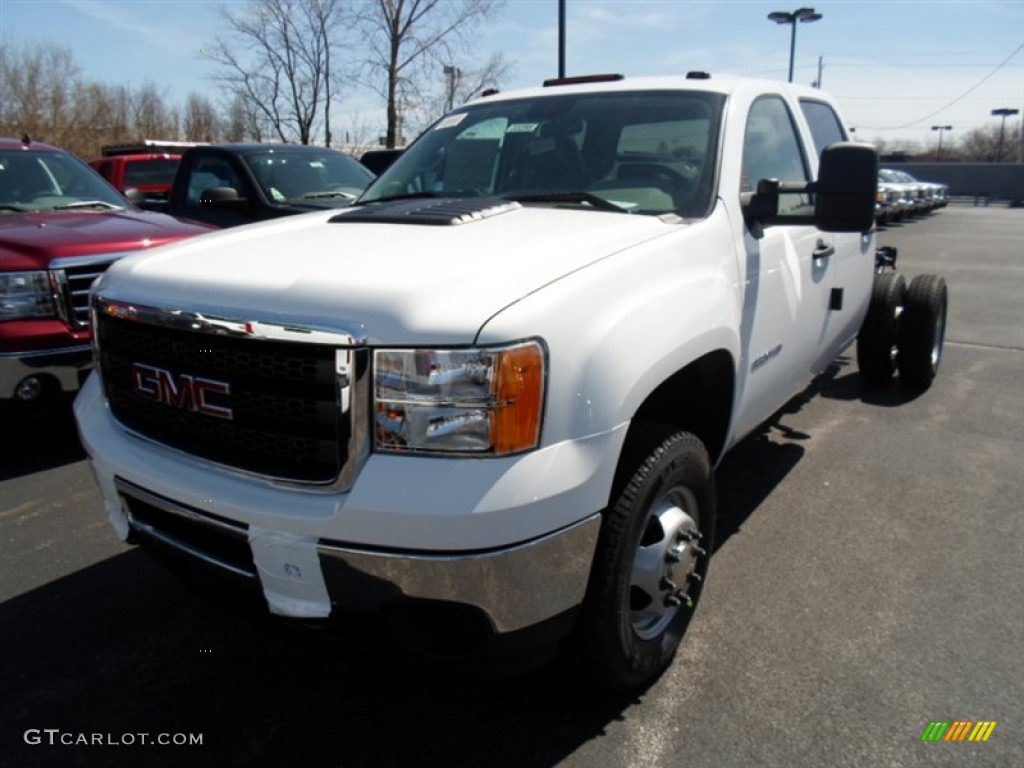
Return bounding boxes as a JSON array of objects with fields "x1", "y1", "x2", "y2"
[{"x1": 283, "y1": 563, "x2": 302, "y2": 578}]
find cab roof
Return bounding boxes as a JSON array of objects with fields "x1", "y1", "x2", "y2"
[{"x1": 470, "y1": 73, "x2": 832, "y2": 105}]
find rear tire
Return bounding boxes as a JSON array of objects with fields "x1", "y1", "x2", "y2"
[
  {"x1": 567, "y1": 426, "x2": 715, "y2": 691},
  {"x1": 898, "y1": 274, "x2": 948, "y2": 390},
  {"x1": 857, "y1": 271, "x2": 906, "y2": 384}
]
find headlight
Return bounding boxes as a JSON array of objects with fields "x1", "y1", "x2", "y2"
[
  {"x1": 374, "y1": 340, "x2": 545, "y2": 455},
  {"x1": 0, "y1": 271, "x2": 57, "y2": 321}
]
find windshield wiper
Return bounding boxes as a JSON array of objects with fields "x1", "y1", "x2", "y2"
[
  {"x1": 301, "y1": 191, "x2": 357, "y2": 200},
  {"x1": 503, "y1": 191, "x2": 628, "y2": 213},
  {"x1": 53, "y1": 200, "x2": 124, "y2": 211}
]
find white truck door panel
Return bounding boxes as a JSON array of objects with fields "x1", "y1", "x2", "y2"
[{"x1": 732, "y1": 95, "x2": 836, "y2": 439}]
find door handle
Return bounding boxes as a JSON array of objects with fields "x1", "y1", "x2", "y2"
[{"x1": 813, "y1": 240, "x2": 834, "y2": 260}]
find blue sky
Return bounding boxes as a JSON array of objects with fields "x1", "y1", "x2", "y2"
[{"x1": 2, "y1": 0, "x2": 1022, "y2": 148}]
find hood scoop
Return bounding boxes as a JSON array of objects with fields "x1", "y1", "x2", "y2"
[{"x1": 332, "y1": 197, "x2": 520, "y2": 226}]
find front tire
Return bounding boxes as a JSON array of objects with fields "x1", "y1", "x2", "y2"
[
  {"x1": 898, "y1": 274, "x2": 948, "y2": 390},
  {"x1": 568, "y1": 426, "x2": 715, "y2": 690}
]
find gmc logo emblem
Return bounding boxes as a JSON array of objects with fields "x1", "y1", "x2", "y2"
[{"x1": 131, "y1": 363, "x2": 233, "y2": 420}]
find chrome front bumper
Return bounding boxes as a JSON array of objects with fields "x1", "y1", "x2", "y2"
[
  {"x1": 318, "y1": 516, "x2": 601, "y2": 633},
  {"x1": 0, "y1": 344, "x2": 92, "y2": 400},
  {"x1": 114, "y1": 476, "x2": 601, "y2": 635}
]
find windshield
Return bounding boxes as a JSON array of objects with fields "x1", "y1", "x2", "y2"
[
  {"x1": 359, "y1": 89, "x2": 725, "y2": 218},
  {"x1": 0, "y1": 149, "x2": 128, "y2": 213},
  {"x1": 880, "y1": 169, "x2": 914, "y2": 185},
  {"x1": 244, "y1": 149, "x2": 375, "y2": 205}
]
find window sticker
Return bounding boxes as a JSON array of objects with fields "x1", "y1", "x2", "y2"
[
  {"x1": 606, "y1": 199, "x2": 639, "y2": 210},
  {"x1": 506, "y1": 123, "x2": 539, "y2": 134},
  {"x1": 435, "y1": 113, "x2": 468, "y2": 130}
]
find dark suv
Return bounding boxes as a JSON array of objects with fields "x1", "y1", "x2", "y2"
[{"x1": 154, "y1": 144, "x2": 376, "y2": 228}]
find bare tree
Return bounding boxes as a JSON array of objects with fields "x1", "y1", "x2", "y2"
[
  {"x1": 72, "y1": 82, "x2": 133, "y2": 151},
  {"x1": 353, "y1": 0, "x2": 504, "y2": 148},
  {"x1": 131, "y1": 82, "x2": 179, "y2": 139},
  {"x1": 958, "y1": 124, "x2": 1022, "y2": 162},
  {"x1": 0, "y1": 43, "x2": 213, "y2": 157},
  {"x1": 184, "y1": 92, "x2": 221, "y2": 142},
  {"x1": 403, "y1": 52, "x2": 512, "y2": 136},
  {"x1": 205, "y1": 0, "x2": 341, "y2": 145},
  {"x1": 0, "y1": 42, "x2": 80, "y2": 148},
  {"x1": 223, "y1": 93, "x2": 249, "y2": 142}
]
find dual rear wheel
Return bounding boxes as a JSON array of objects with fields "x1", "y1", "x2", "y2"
[{"x1": 857, "y1": 272, "x2": 948, "y2": 389}]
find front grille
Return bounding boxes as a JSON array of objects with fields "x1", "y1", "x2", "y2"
[
  {"x1": 53, "y1": 259, "x2": 116, "y2": 327},
  {"x1": 98, "y1": 312, "x2": 358, "y2": 483}
]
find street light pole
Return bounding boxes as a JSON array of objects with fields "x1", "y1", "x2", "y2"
[
  {"x1": 443, "y1": 65, "x2": 462, "y2": 113},
  {"x1": 558, "y1": 0, "x2": 566, "y2": 79},
  {"x1": 768, "y1": 7, "x2": 822, "y2": 83},
  {"x1": 931, "y1": 125, "x2": 952, "y2": 160},
  {"x1": 991, "y1": 108, "x2": 1020, "y2": 162}
]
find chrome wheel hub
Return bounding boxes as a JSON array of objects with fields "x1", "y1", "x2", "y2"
[{"x1": 629, "y1": 484, "x2": 704, "y2": 640}]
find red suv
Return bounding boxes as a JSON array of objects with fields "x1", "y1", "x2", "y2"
[{"x1": 0, "y1": 137, "x2": 214, "y2": 405}]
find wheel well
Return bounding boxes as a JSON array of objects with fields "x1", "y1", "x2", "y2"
[{"x1": 626, "y1": 350, "x2": 734, "y2": 466}]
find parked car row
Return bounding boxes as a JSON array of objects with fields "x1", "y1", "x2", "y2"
[
  {"x1": 876, "y1": 168, "x2": 948, "y2": 225},
  {"x1": 1, "y1": 135, "x2": 383, "y2": 405},
  {"x1": 0, "y1": 135, "x2": 384, "y2": 406}
]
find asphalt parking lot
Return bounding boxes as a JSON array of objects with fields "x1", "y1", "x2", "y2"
[{"x1": 2, "y1": 204, "x2": 1022, "y2": 767}]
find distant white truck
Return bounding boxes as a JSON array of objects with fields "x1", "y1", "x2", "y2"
[{"x1": 75, "y1": 73, "x2": 947, "y2": 690}]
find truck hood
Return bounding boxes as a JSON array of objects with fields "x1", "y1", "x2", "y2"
[
  {"x1": 98, "y1": 202, "x2": 681, "y2": 344},
  {"x1": 0, "y1": 209, "x2": 215, "y2": 270}
]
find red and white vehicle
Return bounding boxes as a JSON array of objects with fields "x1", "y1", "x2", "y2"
[{"x1": 0, "y1": 137, "x2": 214, "y2": 404}]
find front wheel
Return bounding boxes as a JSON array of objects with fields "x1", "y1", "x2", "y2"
[{"x1": 567, "y1": 427, "x2": 715, "y2": 690}]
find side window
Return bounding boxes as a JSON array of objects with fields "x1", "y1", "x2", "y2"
[
  {"x1": 741, "y1": 96, "x2": 812, "y2": 215},
  {"x1": 186, "y1": 156, "x2": 243, "y2": 206},
  {"x1": 800, "y1": 99, "x2": 847, "y2": 157}
]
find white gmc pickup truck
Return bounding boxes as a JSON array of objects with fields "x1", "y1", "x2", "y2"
[{"x1": 75, "y1": 73, "x2": 947, "y2": 690}]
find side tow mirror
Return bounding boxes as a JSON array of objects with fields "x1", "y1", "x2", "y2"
[
  {"x1": 199, "y1": 186, "x2": 248, "y2": 209},
  {"x1": 122, "y1": 188, "x2": 146, "y2": 205},
  {"x1": 814, "y1": 142, "x2": 878, "y2": 233}
]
